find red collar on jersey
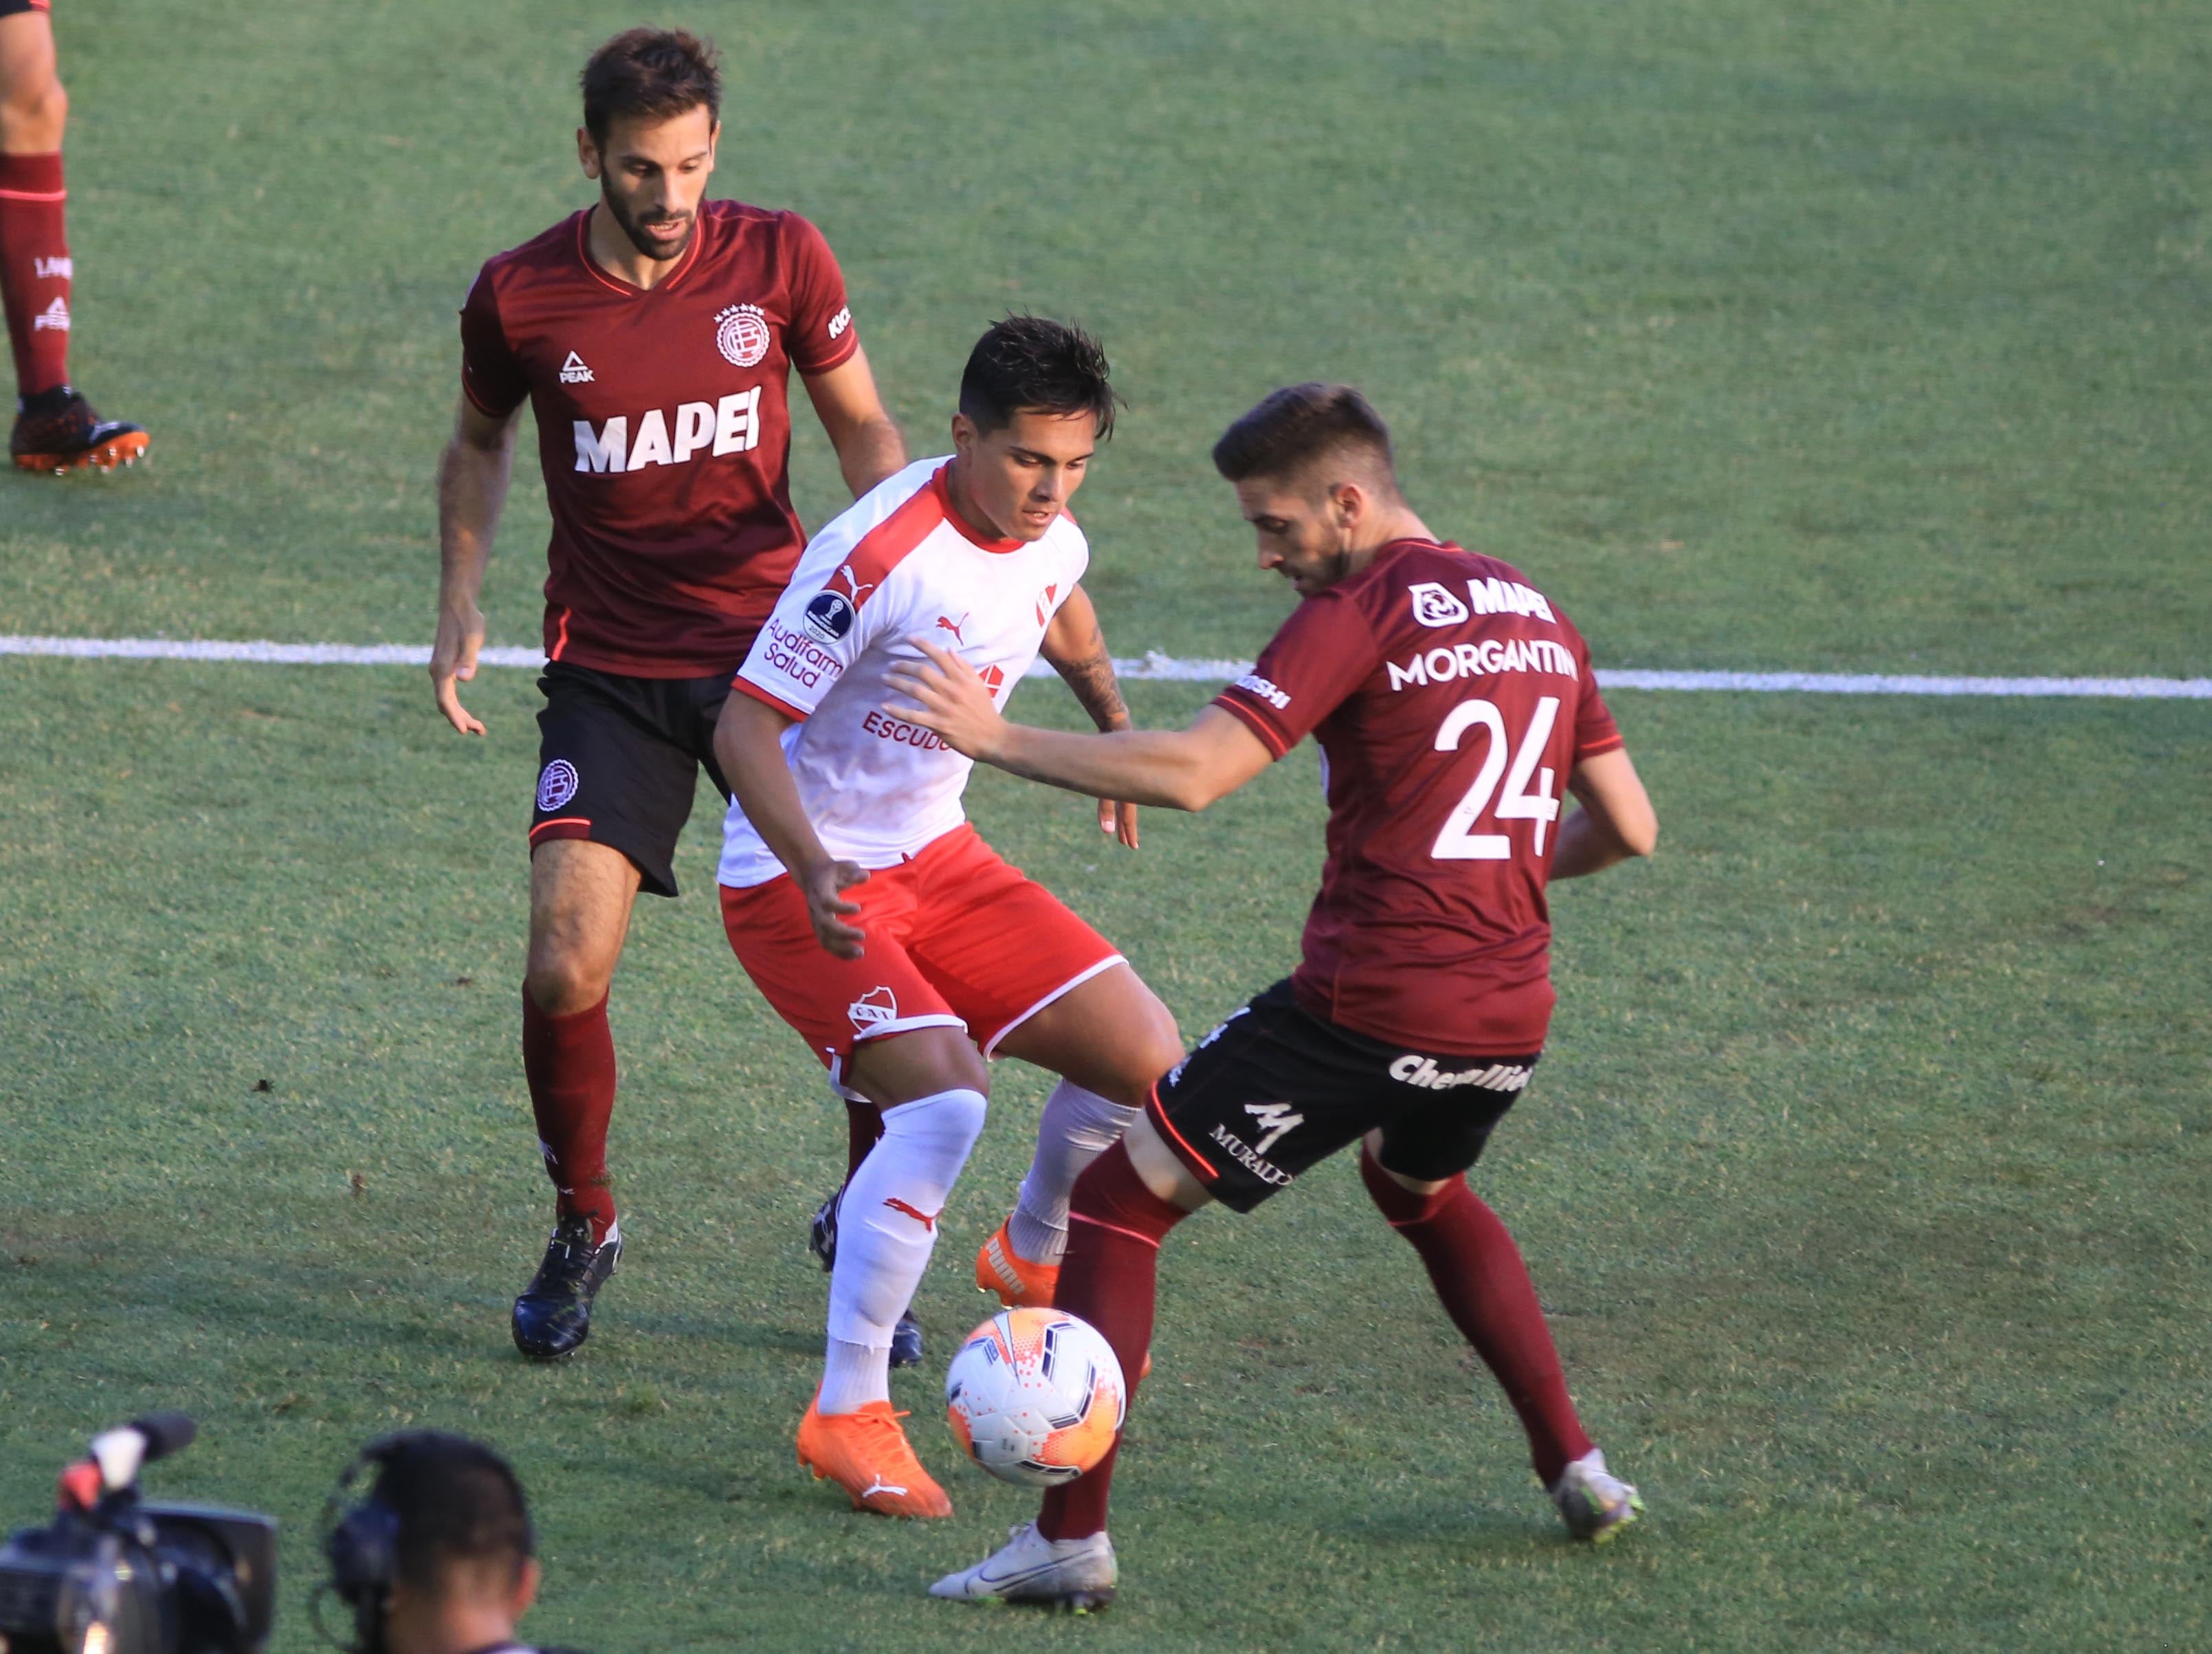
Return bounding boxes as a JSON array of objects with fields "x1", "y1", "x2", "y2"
[
  {"x1": 931, "y1": 463, "x2": 1026, "y2": 554},
  {"x1": 572, "y1": 203, "x2": 710, "y2": 298}
]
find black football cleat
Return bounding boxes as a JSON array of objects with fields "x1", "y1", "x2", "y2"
[
  {"x1": 511, "y1": 1215, "x2": 619, "y2": 1360},
  {"x1": 810, "y1": 1184, "x2": 927, "y2": 1369},
  {"x1": 11, "y1": 384, "x2": 149, "y2": 474}
]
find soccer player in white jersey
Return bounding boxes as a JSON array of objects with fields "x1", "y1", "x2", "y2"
[{"x1": 711, "y1": 317, "x2": 1183, "y2": 1517}]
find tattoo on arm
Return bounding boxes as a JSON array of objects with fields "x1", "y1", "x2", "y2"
[{"x1": 1052, "y1": 649, "x2": 1130, "y2": 732}]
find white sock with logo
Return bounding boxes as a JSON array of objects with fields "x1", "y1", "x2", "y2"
[
  {"x1": 819, "y1": 1087, "x2": 988, "y2": 1415},
  {"x1": 1007, "y1": 1080, "x2": 1138, "y2": 1266}
]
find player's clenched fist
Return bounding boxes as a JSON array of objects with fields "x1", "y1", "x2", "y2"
[
  {"x1": 801, "y1": 858, "x2": 871, "y2": 959},
  {"x1": 430, "y1": 602, "x2": 487, "y2": 736},
  {"x1": 886, "y1": 637, "x2": 1006, "y2": 760}
]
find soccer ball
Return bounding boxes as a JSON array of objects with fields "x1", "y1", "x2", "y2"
[{"x1": 944, "y1": 1306, "x2": 1126, "y2": 1487}]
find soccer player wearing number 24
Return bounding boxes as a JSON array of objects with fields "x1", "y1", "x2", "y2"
[{"x1": 894, "y1": 384, "x2": 1661, "y2": 1607}]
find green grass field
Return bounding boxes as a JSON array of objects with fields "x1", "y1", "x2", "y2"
[{"x1": 3, "y1": 2, "x2": 2208, "y2": 1649}]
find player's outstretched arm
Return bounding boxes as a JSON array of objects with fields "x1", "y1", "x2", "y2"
[
  {"x1": 1552, "y1": 747, "x2": 1659, "y2": 879},
  {"x1": 1039, "y1": 584, "x2": 1141, "y2": 848},
  {"x1": 712, "y1": 690, "x2": 870, "y2": 958},
  {"x1": 887, "y1": 639, "x2": 1274, "y2": 813},
  {"x1": 802, "y1": 345, "x2": 907, "y2": 498},
  {"x1": 431, "y1": 395, "x2": 520, "y2": 736}
]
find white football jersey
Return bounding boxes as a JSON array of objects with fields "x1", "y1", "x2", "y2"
[{"x1": 718, "y1": 456, "x2": 1086, "y2": 888}]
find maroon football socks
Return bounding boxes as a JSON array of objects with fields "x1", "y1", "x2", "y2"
[
  {"x1": 1358, "y1": 1146, "x2": 1592, "y2": 1486},
  {"x1": 520, "y1": 989, "x2": 619, "y2": 1243},
  {"x1": 1035, "y1": 1140, "x2": 1187, "y2": 1541},
  {"x1": 0, "y1": 152, "x2": 70, "y2": 397}
]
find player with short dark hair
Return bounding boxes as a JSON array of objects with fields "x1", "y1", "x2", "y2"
[
  {"x1": 895, "y1": 383, "x2": 1659, "y2": 1605},
  {"x1": 711, "y1": 315, "x2": 1178, "y2": 1520},
  {"x1": 432, "y1": 26, "x2": 908, "y2": 1362},
  {"x1": 324, "y1": 1431, "x2": 560, "y2": 1654},
  {"x1": 1, "y1": 0, "x2": 148, "y2": 472}
]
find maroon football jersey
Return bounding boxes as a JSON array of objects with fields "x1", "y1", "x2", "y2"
[
  {"x1": 460, "y1": 201, "x2": 860, "y2": 676},
  {"x1": 1213, "y1": 540, "x2": 1623, "y2": 1055}
]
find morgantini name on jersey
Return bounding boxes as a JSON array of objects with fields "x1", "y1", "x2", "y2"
[
  {"x1": 1386, "y1": 637, "x2": 1580, "y2": 692},
  {"x1": 573, "y1": 388, "x2": 762, "y2": 473}
]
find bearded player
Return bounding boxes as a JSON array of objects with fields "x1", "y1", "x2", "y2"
[
  {"x1": 2, "y1": 0, "x2": 147, "y2": 472},
  {"x1": 431, "y1": 28, "x2": 908, "y2": 1361},
  {"x1": 893, "y1": 384, "x2": 1659, "y2": 1605},
  {"x1": 712, "y1": 316, "x2": 1183, "y2": 1519}
]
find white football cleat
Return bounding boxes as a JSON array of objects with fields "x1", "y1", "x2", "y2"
[
  {"x1": 1551, "y1": 1448, "x2": 1645, "y2": 1543},
  {"x1": 929, "y1": 1523, "x2": 1117, "y2": 1610}
]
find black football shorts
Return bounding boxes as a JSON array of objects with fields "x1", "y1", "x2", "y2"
[
  {"x1": 529, "y1": 662, "x2": 733, "y2": 899},
  {"x1": 1147, "y1": 980, "x2": 1541, "y2": 1213},
  {"x1": 0, "y1": 1, "x2": 54, "y2": 16}
]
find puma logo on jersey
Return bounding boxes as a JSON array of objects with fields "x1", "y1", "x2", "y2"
[
  {"x1": 882, "y1": 1198, "x2": 938, "y2": 1231},
  {"x1": 32, "y1": 298, "x2": 68, "y2": 333},
  {"x1": 572, "y1": 387, "x2": 760, "y2": 472},
  {"x1": 558, "y1": 351, "x2": 594, "y2": 384},
  {"x1": 935, "y1": 613, "x2": 969, "y2": 646},
  {"x1": 832, "y1": 562, "x2": 877, "y2": 604}
]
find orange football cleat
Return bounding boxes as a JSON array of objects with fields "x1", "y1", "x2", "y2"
[
  {"x1": 10, "y1": 386, "x2": 148, "y2": 474},
  {"x1": 796, "y1": 1397, "x2": 953, "y2": 1519},
  {"x1": 975, "y1": 1221, "x2": 1059, "y2": 1308}
]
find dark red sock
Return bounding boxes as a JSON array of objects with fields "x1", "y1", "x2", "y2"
[
  {"x1": 0, "y1": 153, "x2": 71, "y2": 397},
  {"x1": 1036, "y1": 1140, "x2": 1186, "y2": 1541},
  {"x1": 521, "y1": 988, "x2": 618, "y2": 1243},
  {"x1": 843, "y1": 1099, "x2": 882, "y2": 1181},
  {"x1": 1359, "y1": 1147, "x2": 1591, "y2": 1486}
]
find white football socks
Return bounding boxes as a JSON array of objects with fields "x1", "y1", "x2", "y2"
[
  {"x1": 1007, "y1": 1080, "x2": 1138, "y2": 1266},
  {"x1": 819, "y1": 1086, "x2": 988, "y2": 1415}
]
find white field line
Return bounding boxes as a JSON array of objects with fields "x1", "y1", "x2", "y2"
[{"x1": 0, "y1": 635, "x2": 2207, "y2": 698}]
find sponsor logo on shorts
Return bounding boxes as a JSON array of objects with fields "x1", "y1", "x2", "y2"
[
  {"x1": 715, "y1": 302, "x2": 771, "y2": 368},
  {"x1": 848, "y1": 986, "x2": 898, "y2": 1031},
  {"x1": 1206, "y1": 1123, "x2": 1294, "y2": 1187},
  {"x1": 1389, "y1": 1055, "x2": 1533, "y2": 1093},
  {"x1": 1242, "y1": 1101, "x2": 1305, "y2": 1156},
  {"x1": 1408, "y1": 581, "x2": 1471, "y2": 628},
  {"x1": 1166, "y1": 1005, "x2": 1250, "y2": 1088},
  {"x1": 804, "y1": 590, "x2": 856, "y2": 643},
  {"x1": 536, "y1": 759, "x2": 580, "y2": 813},
  {"x1": 1232, "y1": 673, "x2": 1290, "y2": 711}
]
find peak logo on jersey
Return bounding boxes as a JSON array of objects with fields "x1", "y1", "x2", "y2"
[
  {"x1": 535, "y1": 759, "x2": 580, "y2": 813},
  {"x1": 558, "y1": 350, "x2": 595, "y2": 384},
  {"x1": 1389, "y1": 1055, "x2": 1534, "y2": 1093},
  {"x1": 848, "y1": 986, "x2": 898, "y2": 1030},
  {"x1": 573, "y1": 388, "x2": 761, "y2": 473},
  {"x1": 1232, "y1": 673, "x2": 1291, "y2": 711},
  {"x1": 934, "y1": 613, "x2": 969, "y2": 646},
  {"x1": 33, "y1": 298, "x2": 68, "y2": 333},
  {"x1": 805, "y1": 589, "x2": 857, "y2": 643},
  {"x1": 1035, "y1": 584, "x2": 1059, "y2": 626},
  {"x1": 1408, "y1": 582, "x2": 1471, "y2": 628},
  {"x1": 827, "y1": 305, "x2": 853, "y2": 340},
  {"x1": 715, "y1": 303, "x2": 771, "y2": 368},
  {"x1": 34, "y1": 256, "x2": 71, "y2": 281},
  {"x1": 1386, "y1": 637, "x2": 1580, "y2": 692}
]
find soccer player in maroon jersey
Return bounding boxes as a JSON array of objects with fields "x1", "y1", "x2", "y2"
[
  {"x1": 1, "y1": 0, "x2": 148, "y2": 472},
  {"x1": 892, "y1": 384, "x2": 1661, "y2": 1605},
  {"x1": 430, "y1": 28, "x2": 908, "y2": 1360}
]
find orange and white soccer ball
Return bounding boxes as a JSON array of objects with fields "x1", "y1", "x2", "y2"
[{"x1": 944, "y1": 1306, "x2": 1126, "y2": 1487}]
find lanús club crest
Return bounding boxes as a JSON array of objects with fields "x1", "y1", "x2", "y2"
[
  {"x1": 715, "y1": 303, "x2": 771, "y2": 368},
  {"x1": 536, "y1": 759, "x2": 579, "y2": 813}
]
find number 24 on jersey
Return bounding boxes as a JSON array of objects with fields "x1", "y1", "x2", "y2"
[{"x1": 1430, "y1": 696, "x2": 1562, "y2": 861}]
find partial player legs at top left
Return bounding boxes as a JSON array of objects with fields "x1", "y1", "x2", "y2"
[{"x1": 0, "y1": 3, "x2": 148, "y2": 473}]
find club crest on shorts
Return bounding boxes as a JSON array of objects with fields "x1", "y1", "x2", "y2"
[
  {"x1": 536, "y1": 759, "x2": 580, "y2": 813},
  {"x1": 804, "y1": 588, "x2": 857, "y2": 643},
  {"x1": 848, "y1": 986, "x2": 898, "y2": 1031},
  {"x1": 715, "y1": 303, "x2": 771, "y2": 368}
]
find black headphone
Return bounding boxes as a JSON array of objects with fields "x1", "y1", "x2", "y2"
[{"x1": 313, "y1": 1435, "x2": 408, "y2": 1654}]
